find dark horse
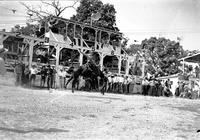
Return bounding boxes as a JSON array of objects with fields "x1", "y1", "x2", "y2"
[{"x1": 65, "y1": 61, "x2": 108, "y2": 95}]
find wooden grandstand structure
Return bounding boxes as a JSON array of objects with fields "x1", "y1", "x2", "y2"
[{"x1": 0, "y1": 16, "x2": 145, "y2": 77}]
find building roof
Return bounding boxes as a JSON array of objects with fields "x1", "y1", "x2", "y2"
[
  {"x1": 179, "y1": 53, "x2": 200, "y2": 63},
  {"x1": 50, "y1": 16, "x2": 122, "y2": 35}
]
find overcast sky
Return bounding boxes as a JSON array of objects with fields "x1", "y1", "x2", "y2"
[{"x1": 0, "y1": 0, "x2": 200, "y2": 51}]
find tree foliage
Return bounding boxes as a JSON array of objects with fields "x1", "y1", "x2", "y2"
[
  {"x1": 21, "y1": 0, "x2": 78, "y2": 21},
  {"x1": 11, "y1": 23, "x2": 39, "y2": 36},
  {"x1": 127, "y1": 37, "x2": 186, "y2": 77},
  {"x1": 71, "y1": 0, "x2": 119, "y2": 31}
]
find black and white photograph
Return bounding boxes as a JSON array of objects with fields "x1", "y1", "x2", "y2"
[{"x1": 1, "y1": 0, "x2": 200, "y2": 139}]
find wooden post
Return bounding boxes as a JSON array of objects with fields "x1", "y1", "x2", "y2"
[
  {"x1": 28, "y1": 40, "x2": 34, "y2": 69},
  {"x1": 118, "y1": 55, "x2": 122, "y2": 74},
  {"x1": 100, "y1": 53, "x2": 105, "y2": 71},
  {"x1": 65, "y1": 22, "x2": 69, "y2": 41},
  {"x1": 183, "y1": 59, "x2": 185, "y2": 74},
  {"x1": 94, "y1": 30, "x2": 98, "y2": 49},
  {"x1": 55, "y1": 45, "x2": 62, "y2": 89},
  {"x1": 55, "y1": 44, "x2": 60, "y2": 70},
  {"x1": 99, "y1": 30, "x2": 101, "y2": 43},
  {"x1": 79, "y1": 26, "x2": 84, "y2": 66},
  {"x1": 107, "y1": 32, "x2": 111, "y2": 44},
  {"x1": 79, "y1": 50, "x2": 83, "y2": 66},
  {"x1": 73, "y1": 24, "x2": 76, "y2": 38},
  {"x1": 26, "y1": 39, "x2": 41, "y2": 69},
  {"x1": 80, "y1": 26, "x2": 84, "y2": 47},
  {"x1": 125, "y1": 57, "x2": 130, "y2": 75},
  {"x1": 141, "y1": 58, "x2": 146, "y2": 78}
]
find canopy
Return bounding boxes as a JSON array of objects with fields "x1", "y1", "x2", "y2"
[
  {"x1": 179, "y1": 53, "x2": 200, "y2": 63},
  {"x1": 45, "y1": 30, "x2": 72, "y2": 46}
]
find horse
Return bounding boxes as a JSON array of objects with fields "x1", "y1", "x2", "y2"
[{"x1": 65, "y1": 61, "x2": 108, "y2": 94}]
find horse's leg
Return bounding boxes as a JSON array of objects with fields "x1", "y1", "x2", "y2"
[
  {"x1": 72, "y1": 79, "x2": 76, "y2": 93},
  {"x1": 65, "y1": 76, "x2": 73, "y2": 89},
  {"x1": 95, "y1": 77, "x2": 99, "y2": 91},
  {"x1": 76, "y1": 79, "x2": 79, "y2": 90},
  {"x1": 100, "y1": 78, "x2": 107, "y2": 95}
]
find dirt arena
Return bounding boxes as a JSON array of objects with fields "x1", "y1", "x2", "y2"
[{"x1": 0, "y1": 74, "x2": 200, "y2": 140}]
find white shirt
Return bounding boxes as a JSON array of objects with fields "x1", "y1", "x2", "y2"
[
  {"x1": 30, "y1": 67, "x2": 37, "y2": 75},
  {"x1": 118, "y1": 76, "x2": 124, "y2": 83}
]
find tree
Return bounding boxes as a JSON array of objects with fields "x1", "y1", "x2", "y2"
[
  {"x1": 19, "y1": 0, "x2": 79, "y2": 37},
  {"x1": 126, "y1": 44, "x2": 141, "y2": 55},
  {"x1": 11, "y1": 23, "x2": 39, "y2": 36},
  {"x1": 71, "y1": 0, "x2": 119, "y2": 31},
  {"x1": 127, "y1": 37, "x2": 186, "y2": 77},
  {"x1": 21, "y1": 0, "x2": 78, "y2": 21}
]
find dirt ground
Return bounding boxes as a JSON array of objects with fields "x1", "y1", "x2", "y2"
[{"x1": 1, "y1": 74, "x2": 200, "y2": 140}]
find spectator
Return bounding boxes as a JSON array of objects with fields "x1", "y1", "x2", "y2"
[
  {"x1": 40, "y1": 65, "x2": 47, "y2": 88},
  {"x1": 123, "y1": 76, "x2": 129, "y2": 94},
  {"x1": 30, "y1": 65, "x2": 38, "y2": 87},
  {"x1": 142, "y1": 77, "x2": 149, "y2": 96},
  {"x1": 58, "y1": 67, "x2": 66, "y2": 89},
  {"x1": 24, "y1": 65, "x2": 30, "y2": 87},
  {"x1": 46, "y1": 65, "x2": 53, "y2": 90},
  {"x1": 14, "y1": 60, "x2": 23, "y2": 86}
]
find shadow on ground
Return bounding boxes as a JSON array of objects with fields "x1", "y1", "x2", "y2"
[{"x1": 0, "y1": 127, "x2": 69, "y2": 134}]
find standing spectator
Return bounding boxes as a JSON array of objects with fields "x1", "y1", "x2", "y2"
[
  {"x1": 118, "y1": 75, "x2": 124, "y2": 93},
  {"x1": 24, "y1": 65, "x2": 30, "y2": 87},
  {"x1": 46, "y1": 65, "x2": 53, "y2": 90},
  {"x1": 14, "y1": 60, "x2": 23, "y2": 86},
  {"x1": 52, "y1": 66, "x2": 57, "y2": 89},
  {"x1": 126, "y1": 76, "x2": 132, "y2": 94},
  {"x1": 30, "y1": 65, "x2": 38, "y2": 87},
  {"x1": 142, "y1": 77, "x2": 149, "y2": 96},
  {"x1": 0, "y1": 46, "x2": 8, "y2": 76},
  {"x1": 40, "y1": 65, "x2": 47, "y2": 88},
  {"x1": 123, "y1": 76, "x2": 128, "y2": 94},
  {"x1": 58, "y1": 67, "x2": 66, "y2": 89},
  {"x1": 157, "y1": 80, "x2": 163, "y2": 96}
]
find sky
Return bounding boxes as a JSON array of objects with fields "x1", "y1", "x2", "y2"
[{"x1": 0, "y1": 0, "x2": 200, "y2": 51}]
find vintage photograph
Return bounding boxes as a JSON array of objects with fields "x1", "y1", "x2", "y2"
[{"x1": 0, "y1": 0, "x2": 200, "y2": 139}]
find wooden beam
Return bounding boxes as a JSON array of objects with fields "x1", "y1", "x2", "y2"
[
  {"x1": 0, "y1": 31, "x2": 44, "y2": 42},
  {"x1": 125, "y1": 58, "x2": 130, "y2": 76},
  {"x1": 52, "y1": 16, "x2": 122, "y2": 35},
  {"x1": 118, "y1": 56, "x2": 122, "y2": 74},
  {"x1": 55, "y1": 44, "x2": 60, "y2": 70}
]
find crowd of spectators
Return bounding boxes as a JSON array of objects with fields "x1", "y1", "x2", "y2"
[
  {"x1": 141, "y1": 74, "x2": 200, "y2": 99},
  {"x1": 141, "y1": 77, "x2": 172, "y2": 97},
  {"x1": 13, "y1": 59, "x2": 200, "y2": 99}
]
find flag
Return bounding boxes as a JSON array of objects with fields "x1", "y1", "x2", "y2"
[
  {"x1": 177, "y1": 37, "x2": 181, "y2": 42},
  {"x1": 91, "y1": 12, "x2": 101, "y2": 21}
]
